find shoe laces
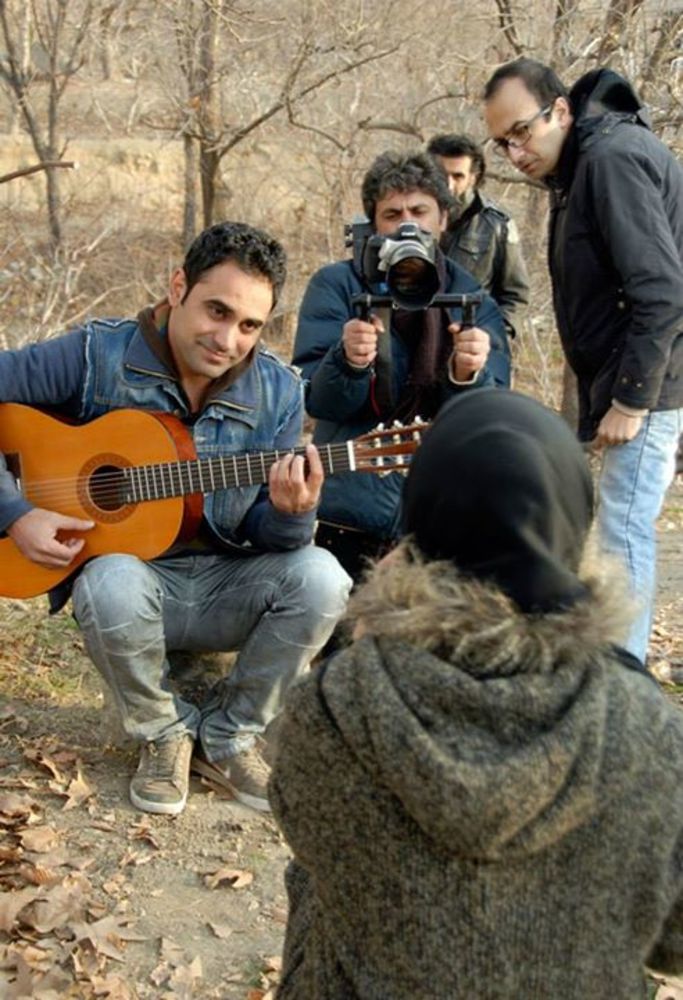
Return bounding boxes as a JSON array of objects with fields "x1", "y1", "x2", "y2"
[
  {"x1": 235, "y1": 746, "x2": 270, "y2": 781},
  {"x1": 143, "y1": 736, "x2": 191, "y2": 780}
]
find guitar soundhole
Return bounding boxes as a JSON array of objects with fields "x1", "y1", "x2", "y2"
[
  {"x1": 89, "y1": 464, "x2": 128, "y2": 512},
  {"x1": 78, "y1": 453, "x2": 133, "y2": 524}
]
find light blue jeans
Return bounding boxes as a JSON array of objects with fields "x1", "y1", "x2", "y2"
[
  {"x1": 597, "y1": 408, "x2": 682, "y2": 665},
  {"x1": 72, "y1": 547, "x2": 351, "y2": 760}
]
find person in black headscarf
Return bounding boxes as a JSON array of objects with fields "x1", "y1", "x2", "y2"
[{"x1": 269, "y1": 390, "x2": 683, "y2": 1000}]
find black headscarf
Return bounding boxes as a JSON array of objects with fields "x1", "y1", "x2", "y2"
[{"x1": 401, "y1": 390, "x2": 594, "y2": 613}]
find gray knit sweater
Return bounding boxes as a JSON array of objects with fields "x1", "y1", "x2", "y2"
[{"x1": 269, "y1": 546, "x2": 683, "y2": 999}]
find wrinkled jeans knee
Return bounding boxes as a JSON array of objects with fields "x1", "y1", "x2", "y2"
[
  {"x1": 72, "y1": 555, "x2": 196, "y2": 741},
  {"x1": 275, "y1": 546, "x2": 352, "y2": 643},
  {"x1": 72, "y1": 554, "x2": 162, "y2": 646}
]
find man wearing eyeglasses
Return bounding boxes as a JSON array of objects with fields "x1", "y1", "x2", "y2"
[{"x1": 484, "y1": 57, "x2": 683, "y2": 668}]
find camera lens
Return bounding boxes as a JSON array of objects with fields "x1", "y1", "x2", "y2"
[{"x1": 386, "y1": 248, "x2": 440, "y2": 310}]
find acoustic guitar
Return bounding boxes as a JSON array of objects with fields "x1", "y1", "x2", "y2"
[{"x1": 0, "y1": 403, "x2": 427, "y2": 599}]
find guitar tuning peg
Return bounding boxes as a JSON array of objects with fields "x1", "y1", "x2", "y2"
[{"x1": 391, "y1": 420, "x2": 404, "y2": 428}]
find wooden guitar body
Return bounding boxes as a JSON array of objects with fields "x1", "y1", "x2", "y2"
[
  {"x1": 0, "y1": 403, "x2": 425, "y2": 599},
  {"x1": 0, "y1": 405, "x2": 201, "y2": 598}
]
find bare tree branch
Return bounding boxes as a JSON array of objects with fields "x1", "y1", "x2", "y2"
[
  {"x1": 0, "y1": 160, "x2": 75, "y2": 184},
  {"x1": 286, "y1": 97, "x2": 346, "y2": 150},
  {"x1": 493, "y1": 0, "x2": 524, "y2": 56},
  {"x1": 596, "y1": 0, "x2": 647, "y2": 65},
  {"x1": 356, "y1": 118, "x2": 425, "y2": 141},
  {"x1": 215, "y1": 40, "x2": 402, "y2": 158}
]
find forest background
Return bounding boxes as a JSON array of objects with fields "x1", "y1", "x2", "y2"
[
  {"x1": 0, "y1": 0, "x2": 681, "y2": 408},
  {"x1": 0, "y1": 1, "x2": 682, "y2": 998}
]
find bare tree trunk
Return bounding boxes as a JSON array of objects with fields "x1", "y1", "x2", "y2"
[
  {"x1": 9, "y1": 0, "x2": 30, "y2": 136},
  {"x1": 597, "y1": 0, "x2": 646, "y2": 65},
  {"x1": 0, "y1": 0, "x2": 94, "y2": 247},
  {"x1": 198, "y1": 0, "x2": 222, "y2": 227},
  {"x1": 182, "y1": 132, "x2": 199, "y2": 247}
]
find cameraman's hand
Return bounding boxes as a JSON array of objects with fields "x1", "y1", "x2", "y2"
[
  {"x1": 448, "y1": 323, "x2": 491, "y2": 383},
  {"x1": 342, "y1": 314, "x2": 383, "y2": 368}
]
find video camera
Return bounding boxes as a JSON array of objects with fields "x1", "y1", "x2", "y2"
[{"x1": 344, "y1": 215, "x2": 482, "y2": 323}]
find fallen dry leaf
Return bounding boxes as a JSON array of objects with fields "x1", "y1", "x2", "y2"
[
  {"x1": 150, "y1": 960, "x2": 172, "y2": 987},
  {"x1": 166, "y1": 955, "x2": 202, "y2": 998},
  {"x1": 118, "y1": 848, "x2": 155, "y2": 868},
  {"x1": 0, "y1": 792, "x2": 40, "y2": 826},
  {"x1": 62, "y1": 762, "x2": 95, "y2": 811},
  {"x1": 24, "y1": 872, "x2": 91, "y2": 934},
  {"x1": 203, "y1": 867, "x2": 253, "y2": 890},
  {"x1": 207, "y1": 921, "x2": 233, "y2": 939},
  {"x1": 23, "y1": 748, "x2": 66, "y2": 783},
  {"x1": 90, "y1": 971, "x2": 135, "y2": 998},
  {"x1": 0, "y1": 885, "x2": 42, "y2": 933},
  {"x1": 102, "y1": 872, "x2": 127, "y2": 896},
  {"x1": 18, "y1": 861, "x2": 61, "y2": 886},
  {"x1": 20, "y1": 824, "x2": 60, "y2": 854},
  {"x1": 71, "y1": 913, "x2": 147, "y2": 963},
  {"x1": 0, "y1": 845, "x2": 23, "y2": 863},
  {"x1": 160, "y1": 937, "x2": 186, "y2": 966},
  {"x1": 128, "y1": 821, "x2": 160, "y2": 849}
]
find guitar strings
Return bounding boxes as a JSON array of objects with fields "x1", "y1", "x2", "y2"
[{"x1": 15, "y1": 440, "x2": 402, "y2": 506}]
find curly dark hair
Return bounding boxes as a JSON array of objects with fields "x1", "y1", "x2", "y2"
[
  {"x1": 361, "y1": 151, "x2": 453, "y2": 223},
  {"x1": 182, "y1": 221, "x2": 287, "y2": 305},
  {"x1": 483, "y1": 57, "x2": 568, "y2": 107},
  {"x1": 426, "y1": 133, "x2": 486, "y2": 186}
]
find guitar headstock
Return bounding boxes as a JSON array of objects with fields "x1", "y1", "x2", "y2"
[{"x1": 353, "y1": 419, "x2": 429, "y2": 475}]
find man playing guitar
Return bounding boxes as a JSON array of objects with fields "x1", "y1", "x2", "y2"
[{"x1": 0, "y1": 221, "x2": 352, "y2": 817}]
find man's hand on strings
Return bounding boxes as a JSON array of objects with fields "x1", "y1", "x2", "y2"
[
  {"x1": 269, "y1": 444, "x2": 323, "y2": 514},
  {"x1": 7, "y1": 508, "x2": 94, "y2": 568}
]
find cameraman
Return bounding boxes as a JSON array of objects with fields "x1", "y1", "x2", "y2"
[{"x1": 292, "y1": 151, "x2": 507, "y2": 580}]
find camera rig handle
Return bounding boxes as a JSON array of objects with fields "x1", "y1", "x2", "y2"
[{"x1": 351, "y1": 292, "x2": 483, "y2": 326}]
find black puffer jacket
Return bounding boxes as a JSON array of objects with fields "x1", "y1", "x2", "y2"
[{"x1": 548, "y1": 69, "x2": 683, "y2": 440}]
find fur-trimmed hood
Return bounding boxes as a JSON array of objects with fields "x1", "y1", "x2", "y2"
[
  {"x1": 346, "y1": 540, "x2": 631, "y2": 676},
  {"x1": 313, "y1": 542, "x2": 649, "y2": 861}
]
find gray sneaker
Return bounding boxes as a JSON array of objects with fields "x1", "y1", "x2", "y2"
[
  {"x1": 129, "y1": 734, "x2": 194, "y2": 816},
  {"x1": 191, "y1": 744, "x2": 271, "y2": 813}
]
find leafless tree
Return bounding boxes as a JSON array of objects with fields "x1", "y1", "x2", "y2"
[
  {"x1": 151, "y1": 0, "x2": 404, "y2": 237},
  {"x1": 0, "y1": 0, "x2": 95, "y2": 246}
]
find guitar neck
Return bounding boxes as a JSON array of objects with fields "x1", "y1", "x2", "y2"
[{"x1": 124, "y1": 440, "x2": 357, "y2": 503}]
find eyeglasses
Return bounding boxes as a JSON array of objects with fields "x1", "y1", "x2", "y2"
[{"x1": 491, "y1": 105, "x2": 553, "y2": 156}]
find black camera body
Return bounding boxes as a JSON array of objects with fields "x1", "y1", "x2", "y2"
[{"x1": 344, "y1": 217, "x2": 440, "y2": 311}]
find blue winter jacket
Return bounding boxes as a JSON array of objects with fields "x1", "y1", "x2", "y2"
[
  {"x1": 293, "y1": 258, "x2": 507, "y2": 538},
  {"x1": 0, "y1": 316, "x2": 316, "y2": 553}
]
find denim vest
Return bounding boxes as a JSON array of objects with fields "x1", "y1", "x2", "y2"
[{"x1": 79, "y1": 318, "x2": 305, "y2": 547}]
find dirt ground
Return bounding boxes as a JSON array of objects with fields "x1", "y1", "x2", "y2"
[{"x1": 1, "y1": 477, "x2": 683, "y2": 1000}]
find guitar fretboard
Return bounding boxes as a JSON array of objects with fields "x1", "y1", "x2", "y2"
[{"x1": 123, "y1": 440, "x2": 356, "y2": 503}]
